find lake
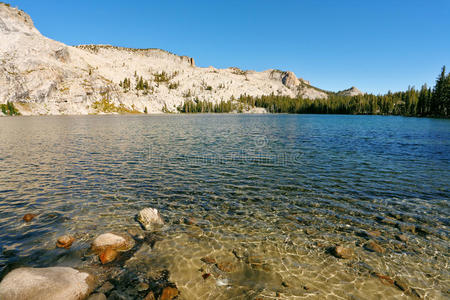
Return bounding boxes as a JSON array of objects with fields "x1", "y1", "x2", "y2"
[{"x1": 0, "y1": 114, "x2": 449, "y2": 299}]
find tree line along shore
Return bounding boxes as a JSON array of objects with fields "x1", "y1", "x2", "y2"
[
  {"x1": 3, "y1": 66, "x2": 449, "y2": 118},
  {"x1": 179, "y1": 66, "x2": 449, "y2": 118}
]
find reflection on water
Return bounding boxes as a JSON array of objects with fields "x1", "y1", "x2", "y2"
[{"x1": 0, "y1": 114, "x2": 449, "y2": 299}]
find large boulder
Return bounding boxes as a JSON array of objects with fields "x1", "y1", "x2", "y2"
[
  {"x1": 0, "y1": 267, "x2": 95, "y2": 300},
  {"x1": 137, "y1": 208, "x2": 164, "y2": 230}
]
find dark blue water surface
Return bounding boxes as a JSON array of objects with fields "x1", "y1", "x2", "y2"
[{"x1": 0, "y1": 114, "x2": 449, "y2": 299}]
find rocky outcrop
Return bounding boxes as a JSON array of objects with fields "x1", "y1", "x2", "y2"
[
  {"x1": 0, "y1": 267, "x2": 95, "y2": 300},
  {"x1": 180, "y1": 55, "x2": 195, "y2": 67},
  {"x1": 0, "y1": 2, "x2": 39, "y2": 35},
  {"x1": 0, "y1": 3, "x2": 332, "y2": 115},
  {"x1": 337, "y1": 86, "x2": 364, "y2": 96},
  {"x1": 281, "y1": 71, "x2": 300, "y2": 88},
  {"x1": 55, "y1": 47, "x2": 70, "y2": 63},
  {"x1": 299, "y1": 78, "x2": 310, "y2": 85}
]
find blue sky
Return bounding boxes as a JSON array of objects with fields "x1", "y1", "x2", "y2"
[{"x1": 8, "y1": 0, "x2": 450, "y2": 94}]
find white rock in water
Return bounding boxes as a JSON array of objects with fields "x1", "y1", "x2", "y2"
[
  {"x1": 137, "y1": 208, "x2": 164, "y2": 230},
  {"x1": 216, "y1": 278, "x2": 230, "y2": 287},
  {"x1": 0, "y1": 267, "x2": 94, "y2": 300},
  {"x1": 91, "y1": 233, "x2": 135, "y2": 252}
]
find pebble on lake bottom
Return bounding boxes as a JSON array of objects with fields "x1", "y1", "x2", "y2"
[
  {"x1": 331, "y1": 245, "x2": 354, "y2": 259},
  {"x1": 22, "y1": 213, "x2": 36, "y2": 222},
  {"x1": 396, "y1": 234, "x2": 408, "y2": 242},
  {"x1": 201, "y1": 256, "x2": 216, "y2": 264},
  {"x1": 136, "y1": 282, "x2": 149, "y2": 292},
  {"x1": 364, "y1": 240, "x2": 385, "y2": 253}
]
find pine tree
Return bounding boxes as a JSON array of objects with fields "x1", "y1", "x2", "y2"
[
  {"x1": 417, "y1": 84, "x2": 428, "y2": 116},
  {"x1": 431, "y1": 66, "x2": 446, "y2": 116},
  {"x1": 443, "y1": 72, "x2": 450, "y2": 117}
]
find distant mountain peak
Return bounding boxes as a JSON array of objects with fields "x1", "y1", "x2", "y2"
[
  {"x1": 337, "y1": 86, "x2": 364, "y2": 96},
  {"x1": 0, "y1": 2, "x2": 40, "y2": 35}
]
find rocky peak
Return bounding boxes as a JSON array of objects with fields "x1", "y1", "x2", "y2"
[
  {"x1": 180, "y1": 56, "x2": 195, "y2": 67},
  {"x1": 299, "y1": 78, "x2": 310, "y2": 85},
  {"x1": 76, "y1": 44, "x2": 195, "y2": 67},
  {"x1": 269, "y1": 70, "x2": 301, "y2": 89},
  {"x1": 281, "y1": 71, "x2": 300, "y2": 88},
  {"x1": 0, "y1": 2, "x2": 39, "y2": 35},
  {"x1": 338, "y1": 86, "x2": 364, "y2": 96}
]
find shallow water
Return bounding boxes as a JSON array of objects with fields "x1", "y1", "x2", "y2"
[{"x1": 0, "y1": 114, "x2": 449, "y2": 299}]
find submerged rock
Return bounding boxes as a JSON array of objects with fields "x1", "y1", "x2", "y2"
[
  {"x1": 137, "y1": 208, "x2": 164, "y2": 230},
  {"x1": 160, "y1": 286, "x2": 179, "y2": 300},
  {"x1": 331, "y1": 245, "x2": 354, "y2": 259},
  {"x1": 184, "y1": 217, "x2": 198, "y2": 225},
  {"x1": 98, "y1": 281, "x2": 114, "y2": 294},
  {"x1": 396, "y1": 234, "x2": 408, "y2": 242},
  {"x1": 215, "y1": 262, "x2": 236, "y2": 273},
  {"x1": 87, "y1": 293, "x2": 107, "y2": 300},
  {"x1": 366, "y1": 230, "x2": 382, "y2": 238},
  {"x1": 394, "y1": 279, "x2": 422, "y2": 298},
  {"x1": 373, "y1": 272, "x2": 394, "y2": 286},
  {"x1": 397, "y1": 223, "x2": 416, "y2": 234},
  {"x1": 144, "y1": 291, "x2": 156, "y2": 300},
  {"x1": 107, "y1": 290, "x2": 128, "y2": 300},
  {"x1": 56, "y1": 235, "x2": 75, "y2": 249},
  {"x1": 22, "y1": 213, "x2": 36, "y2": 222},
  {"x1": 379, "y1": 217, "x2": 397, "y2": 225},
  {"x1": 216, "y1": 278, "x2": 229, "y2": 287},
  {"x1": 201, "y1": 256, "x2": 216, "y2": 264},
  {"x1": 0, "y1": 267, "x2": 94, "y2": 300},
  {"x1": 99, "y1": 248, "x2": 118, "y2": 264},
  {"x1": 91, "y1": 233, "x2": 135, "y2": 253},
  {"x1": 127, "y1": 227, "x2": 144, "y2": 240},
  {"x1": 364, "y1": 240, "x2": 385, "y2": 253},
  {"x1": 136, "y1": 282, "x2": 149, "y2": 292}
]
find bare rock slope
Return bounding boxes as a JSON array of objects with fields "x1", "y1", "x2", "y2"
[
  {"x1": 0, "y1": 3, "x2": 330, "y2": 115},
  {"x1": 337, "y1": 86, "x2": 364, "y2": 97}
]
